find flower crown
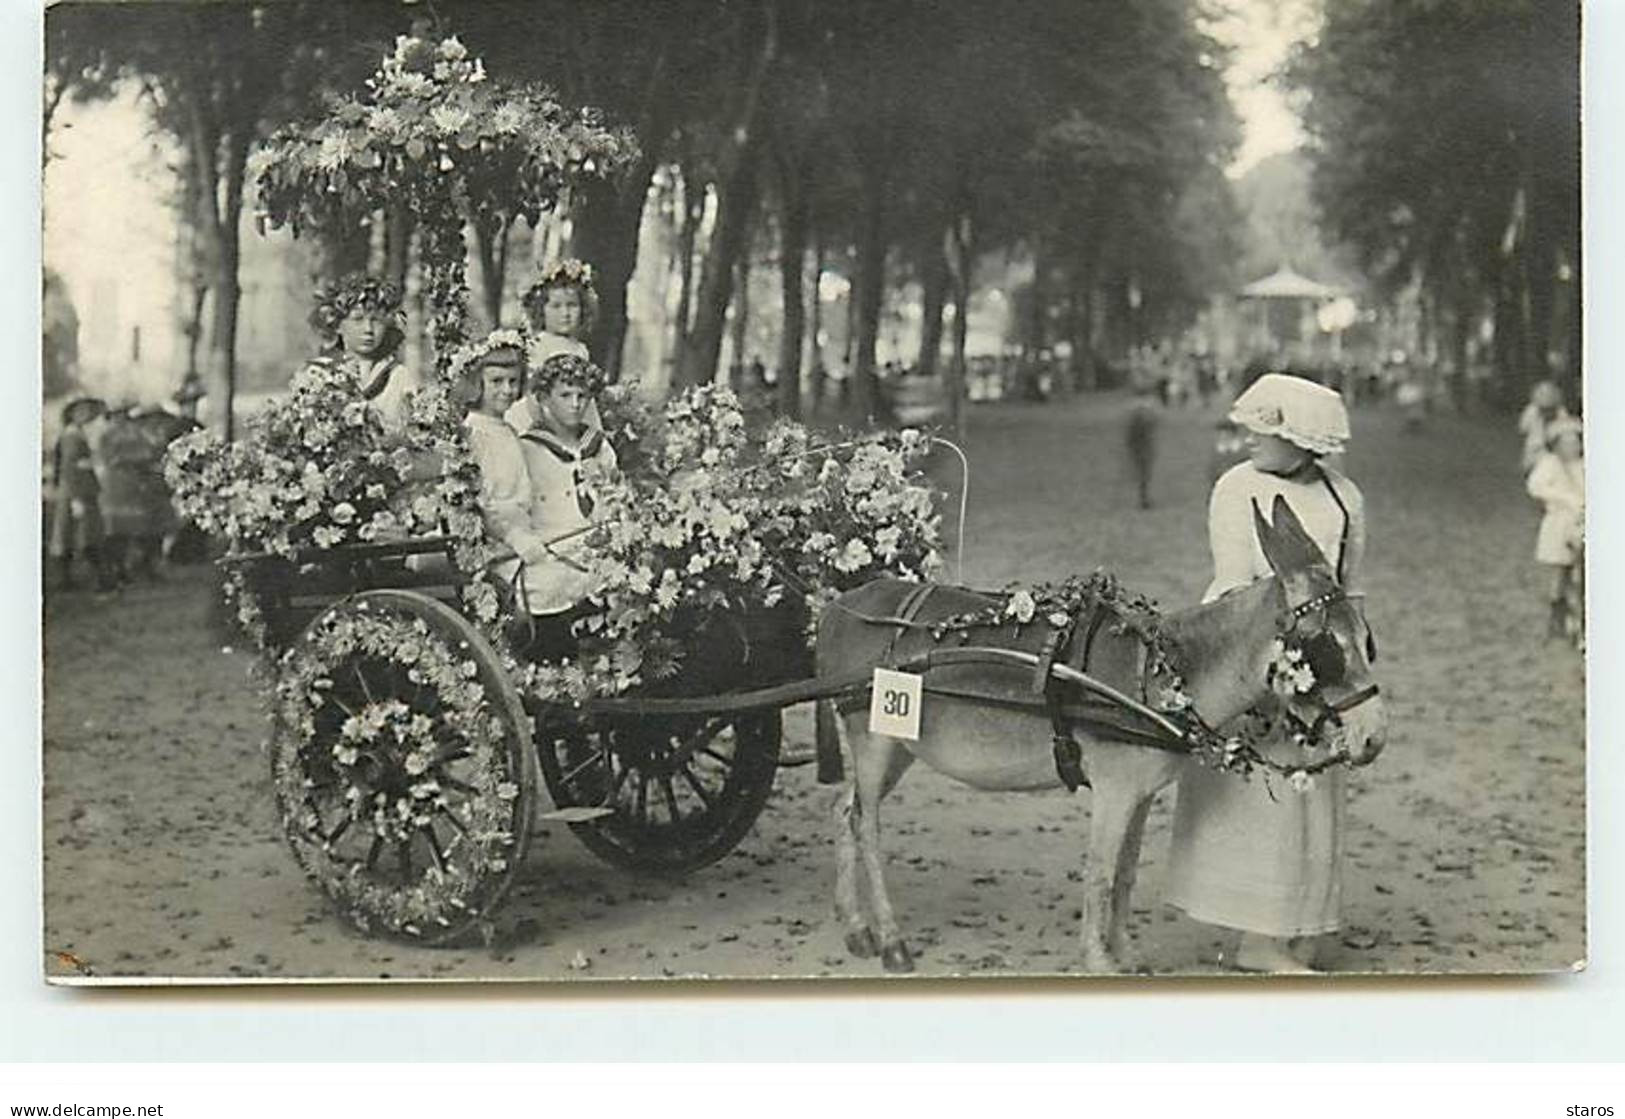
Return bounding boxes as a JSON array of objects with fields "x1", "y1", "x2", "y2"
[
  {"x1": 310, "y1": 274, "x2": 405, "y2": 336},
  {"x1": 539, "y1": 258, "x2": 595, "y2": 291},
  {"x1": 447, "y1": 328, "x2": 529, "y2": 387},
  {"x1": 532, "y1": 352, "x2": 607, "y2": 396}
]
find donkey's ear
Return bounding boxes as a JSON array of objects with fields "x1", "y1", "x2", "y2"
[
  {"x1": 1269, "y1": 495, "x2": 1332, "y2": 571},
  {"x1": 1255, "y1": 495, "x2": 1310, "y2": 577}
]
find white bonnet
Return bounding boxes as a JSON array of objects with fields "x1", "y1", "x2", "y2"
[{"x1": 1229, "y1": 373, "x2": 1350, "y2": 456}]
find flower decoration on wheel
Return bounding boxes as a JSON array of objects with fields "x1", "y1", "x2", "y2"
[{"x1": 270, "y1": 598, "x2": 530, "y2": 942}]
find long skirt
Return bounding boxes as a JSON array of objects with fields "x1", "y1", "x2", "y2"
[{"x1": 1165, "y1": 757, "x2": 1345, "y2": 937}]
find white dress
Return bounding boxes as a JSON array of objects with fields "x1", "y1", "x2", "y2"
[
  {"x1": 1165, "y1": 461, "x2": 1367, "y2": 937},
  {"x1": 517, "y1": 423, "x2": 618, "y2": 616},
  {"x1": 1526, "y1": 452, "x2": 1584, "y2": 565},
  {"x1": 463, "y1": 412, "x2": 552, "y2": 596}
]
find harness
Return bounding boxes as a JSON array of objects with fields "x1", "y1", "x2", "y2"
[{"x1": 834, "y1": 574, "x2": 1382, "y2": 792}]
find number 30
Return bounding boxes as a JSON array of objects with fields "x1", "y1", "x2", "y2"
[{"x1": 882, "y1": 689, "x2": 911, "y2": 717}]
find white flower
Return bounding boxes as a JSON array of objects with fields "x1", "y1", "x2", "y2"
[
  {"x1": 330, "y1": 502, "x2": 357, "y2": 525},
  {"x1": 437, "y1": 36, "x2": 468, "y2": 61},
  {"x1": 315, "y1": 131, "x2": 356, "y2": 171},
  {"x1": 1288, "y1": 770, "x2": 1316, "y2": 794},
  {"x1": 834, "y1": 538, "x2": 873, "y2": 574},
  {"x1": 430, "y1": 105, "x2": 472, "y2": 135},
  {"x1": 490, "y1": 101, "x2": 526, "y2": 135},
  {"x1": 1005, "y1": 590, "x2": 1036, "y2": 624}
]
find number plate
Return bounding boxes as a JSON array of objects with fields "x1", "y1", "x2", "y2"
[{"x1": 868, "y1": 668, "x2": 923, "y2": 740}]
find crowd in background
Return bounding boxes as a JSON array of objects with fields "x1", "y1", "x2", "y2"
[{"x1": 45, "y1": 384, "x2": 204, "y2": 594}]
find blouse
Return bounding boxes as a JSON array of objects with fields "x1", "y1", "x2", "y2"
[
  {"x1": 1205, "y1": 461, "x2": 1366, "y2": 602},
  {"x1": 517, "y1": 424, "x2": 618, "y2": 615}
]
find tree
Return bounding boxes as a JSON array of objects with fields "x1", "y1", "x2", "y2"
[
  {"x1": 47, "y1": 1, "x2": 392, "y2": 436},
  {"x1": 1290, "y1": 0, "x2": 1580, "y2": 400}
]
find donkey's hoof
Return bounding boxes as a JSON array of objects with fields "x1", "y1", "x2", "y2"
[
  {"x1": 880, "y1": 941, "x2": 916, "y2": 973},
  {"x1": 845, "y1": 928, "x2": 881, "y2": 958}
]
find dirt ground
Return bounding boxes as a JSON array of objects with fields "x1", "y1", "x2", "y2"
[{"x1": 40, "y1": 394, "x2": 1585, "y2": 983}]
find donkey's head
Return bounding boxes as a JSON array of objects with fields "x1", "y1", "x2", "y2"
[{"x1": 1252, "y1": 495, "x2": 1386, "y2": 765}]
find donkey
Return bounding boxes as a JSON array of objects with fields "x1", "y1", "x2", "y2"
[{"x1": 816, "y1": 496, "x2": 1386, "y2": 973}]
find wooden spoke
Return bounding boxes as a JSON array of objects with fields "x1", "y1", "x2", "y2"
[
  {"x1": 439, "y1": 774, "x2": 479, "y2": 796},
  {"x1": 323, "y1": 816, "x2": 352, "y2": 846},
  {"x1": 421, "y1": 823, "x2": 448, "y2": 874},
  {"x1": 352, "y1": 662, "x2": 378, "y2": 705},
  {"x1": 677, "y1": 762, "x2": 717, "y2": 808},
  {"x1": 436, "y1": 803, "x2": 470, "y2": 837},
  {"x1": 365, "y1": 834, "x2": 384, "y2": 870},
  {"x1": 660, "y1": 775, "x2": 682, "y2": 823},
  {"x1": 605, "y1": 756, "x2": 631, "y2": 805},
  {"x1": 700, "y1": 746, "x2": 736, "y2": 769},
  {"x1": 396, "y1": 834, "x2": 414, "y2": 882},
  {"x1": 634, "y1": 772, "x2": 649, "y2": 823},
  {"x1": 560, "y1": 748, "x2": 609, "y2": 786}
]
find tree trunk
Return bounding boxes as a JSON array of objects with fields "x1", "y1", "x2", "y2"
[
  {"x1": 471, "y1": 214, "x2": 510, "y2": 329},
  {"x1": 205, "y1": 126, "x2": 250, "y2": 441},
  {"x1": 318, "y1": 216, "x2": 372, "y2": 282},
  {"x1": 732, "y1": 251, "x2": 751, "y2": 381},
  {"x1": 807, "y1": 234, "x2": 825, "y2": 408},
  {"x1": 775, "y1": 157, "x2": 809, "y2": 418},
  {"x1": 574, "y1": 165, "x2": 658, "y2": 380},
  {"x1": 916, "y1": 231, "x2": 949, "y2": 378},
  {"x1": 945, "y1": 214, "x2": 974, "y2": 436},
  {"x1": 384, "y1": 202, "x2": 413, "y2": 290},
  {"x1": 852, "y1": 158, "x2": 889, "y2": 421},
  {"x1": 675, "y1": 6, "x2": 776, "y2": 389},
  {"x1": 1026, "y1": 238, "x2": 1049, "y2": 358},
  {"x1": 672, "y1": 177, "x2": 701, "y2": 362},
  {"x1": 680, "y1": 152, "x2": 762, "y2": 389},
  {"x1": 184, "y1": 282, "x2": 208, "y2": 382}
]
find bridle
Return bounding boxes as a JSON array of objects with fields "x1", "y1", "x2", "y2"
[{"x1": 1278, "y1": 585, "x2": 1382, "y2": 743}]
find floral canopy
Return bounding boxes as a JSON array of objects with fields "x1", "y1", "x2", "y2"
[{"x1": 250, "y1": 33, "x2": 638, "y2": 362}]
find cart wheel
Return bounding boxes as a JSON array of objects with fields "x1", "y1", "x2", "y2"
[
  {"x1": 270, "y1": 590, "x2": 535, "y2": 945},
  {"x1": 537, "y1": 710, "x2": 780, "y2": 874}
]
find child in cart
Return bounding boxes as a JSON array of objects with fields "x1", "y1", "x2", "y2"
[
  {"x1": 506, "y1": 259, "x2": 599, "y2": 435},
  {"x1": 515, "y1": 353, "x2": 618, "y2": 660}
]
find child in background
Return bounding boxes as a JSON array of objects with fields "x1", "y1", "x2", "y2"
[
  {"x1": 507, "y1": 259, "x2": 597, "y2": 435},
  {"x1": 48, "y1": 397, "x2": 115, "y2": 593},
  {"x1": 1526, "y1": 416, "x2": 1584, "y2": 644}
]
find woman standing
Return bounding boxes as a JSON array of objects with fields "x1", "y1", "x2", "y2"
[
  {"x1": 1166, "y1": 373, "x2": 1367, "y2": 974},
  {"x1": 307, "y1": 274, "x2": 418, "y2": 432}
]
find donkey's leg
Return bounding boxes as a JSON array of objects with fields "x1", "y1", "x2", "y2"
[
  {"x1": 850, "y1": 726, "x2": 917, "y2": 973},
  {"x1": 828, "y1": 705, "x2": 878, "y2": 958},
  {"x1": 1079, "y1": 778, "x2": 1142, "y2": 973},
  {"x1": 1106, "y1": 795, "x2": 1154, "y2": 967}
]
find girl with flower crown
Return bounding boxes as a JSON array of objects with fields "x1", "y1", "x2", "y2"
[
  {"x1": 505, "y1": 259, "x2": 597, "y2": 435},
  {"x1": 516, "y1": 352, "x2": 618, "y2": 660},
  {"x1": 307, "y1": 274, "x2": 419, "y2": 432},
  {"x1": 450, "y1": 331, "x2": 557, "y2": 604},
  {"x1": 1165, "y1": 373, "x2": 1370, "y2": 974}
]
